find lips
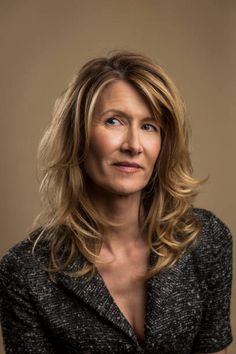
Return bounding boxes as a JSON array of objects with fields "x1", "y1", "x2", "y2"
[{"x1": 113, "y1": 161, "x2": 142, "y2": 168}]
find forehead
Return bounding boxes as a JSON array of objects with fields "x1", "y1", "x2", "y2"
[{"x1": 94, "y1": 80, "x2": 153, "y2": 117}]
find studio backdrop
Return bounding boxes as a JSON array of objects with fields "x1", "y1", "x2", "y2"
[{"x1": 0, "y1": 1, "x2": 235, "y2": 353}]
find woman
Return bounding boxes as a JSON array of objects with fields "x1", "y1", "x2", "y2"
[{"x1": 0, "y1": 51, "x2": 233, "y2": 354}]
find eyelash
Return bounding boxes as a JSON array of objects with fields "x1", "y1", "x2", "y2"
[
  {"x1": 105, "y1": 117, "x2": 123, "y2": 127},
  {"x1": 105, "y1": 117, "x2": 159, "y2": 132}
]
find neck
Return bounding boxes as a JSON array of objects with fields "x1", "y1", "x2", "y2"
[{"x1": 87, "y1": 185, "x2": 146, "y2": 255}]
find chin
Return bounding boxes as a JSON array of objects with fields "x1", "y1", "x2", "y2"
[{"x1": 106, "y1": 184, "x2": 145, "y2": 196}]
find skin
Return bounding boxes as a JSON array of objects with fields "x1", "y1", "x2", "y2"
[{"x1": 83, "y1": 79, "x2": 161, "y2": 259}]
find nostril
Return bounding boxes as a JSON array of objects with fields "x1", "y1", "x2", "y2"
[
  {"x1": 120, "y1": 143, "x2": 143, "y2": 155},
  {"x1": 121, "y1": 135, "x2": 142, "y2": 153}
]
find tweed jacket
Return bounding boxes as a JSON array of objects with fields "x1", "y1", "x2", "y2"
[{"x1": 0, "y1": 208, "x2": 233, "y2": 354}]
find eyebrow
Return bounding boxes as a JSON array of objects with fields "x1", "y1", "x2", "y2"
[{"x1": 99, "y1": 109, "x2": 156, "y2": 121}]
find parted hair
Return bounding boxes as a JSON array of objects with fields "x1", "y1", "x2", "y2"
[{"x1": 30, "y1": 50, "x2": 203, "y2": 282}]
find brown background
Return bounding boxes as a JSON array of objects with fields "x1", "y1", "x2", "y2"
[{"x1": 0, "y1": 1, "x2": 235, "y2": 353}]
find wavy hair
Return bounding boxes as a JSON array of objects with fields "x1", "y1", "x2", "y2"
[{"x1": 30, "y1": 50, "x2": 203, "y2": 282}]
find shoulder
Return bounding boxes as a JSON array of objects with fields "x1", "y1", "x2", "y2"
[
  {"x1": 192, "y1": 207, "x2": 232, "y2": 246},
  {"x1": 190, "y1": 207, "x2": 233, "y2": 264},
  {"x1": 0, "y1": 228, "x2": 48, "y2": 288}
]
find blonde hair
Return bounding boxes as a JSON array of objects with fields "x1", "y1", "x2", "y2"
[{"x1": 30, "y1": 50, "x2": 203, "y2": 282}]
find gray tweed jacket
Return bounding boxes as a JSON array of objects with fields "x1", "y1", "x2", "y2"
[{"x1": 0, "y1": 208, "x2": 233, "y2": 354}]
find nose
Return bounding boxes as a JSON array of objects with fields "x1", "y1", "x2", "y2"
[{"x1": 120, "y1": 126, "x2": 143, "y2": 155}]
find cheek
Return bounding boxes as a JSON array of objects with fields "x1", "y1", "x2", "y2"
[
  {"x1": 147, "y1": 139, "x2": 162, "y2": 165},
  {"x1": 89, "y1": 129, "x2": 121, "y2": 161}
]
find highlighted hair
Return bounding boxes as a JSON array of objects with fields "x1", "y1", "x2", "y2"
[{"x1": 30, "y1": 51, "x2": 203, "y2": 282}]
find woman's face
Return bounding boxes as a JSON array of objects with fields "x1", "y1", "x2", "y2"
[{"x1": 83, "y1": 80, "x2": 161, "y2": 197}]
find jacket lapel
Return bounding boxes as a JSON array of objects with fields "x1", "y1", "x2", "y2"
[
  {"x1": 55, "y1": 252, "x2": 139, "y2": 345},
  {"x1": 145, "y1": 250, "x2": 201, "y2": 347},
  {"x1": 55, "y1": 248, "x2": 198, "y2": 347}
]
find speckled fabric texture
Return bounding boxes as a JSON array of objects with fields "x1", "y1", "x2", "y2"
[{"x1": 0, "y1": 208, "x2": 233, "y2": 353}]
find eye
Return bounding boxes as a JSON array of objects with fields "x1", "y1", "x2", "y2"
[
  {"x1": 105, "y1": 117, "x2": 121, "y2": 126},
  {"x1": 142, "y1": 123, "x2": 159, "y2": 132}
]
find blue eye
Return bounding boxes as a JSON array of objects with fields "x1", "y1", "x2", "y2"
[
  {"x1": 105, "y1": 117, "x2": 121, "y2": 125},
  {"x1": 142, "y1": 123, "x2": 158, "y2": 132}
]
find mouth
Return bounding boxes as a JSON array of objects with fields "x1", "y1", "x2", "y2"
[
  {"x1": 113, "y1": 162, "x2": 142, "y2": 173},
  {"x1": 113, "y1": 161, "x2": 142, "y2": 168}
]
